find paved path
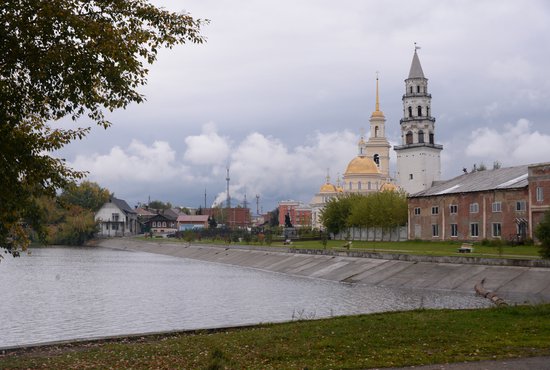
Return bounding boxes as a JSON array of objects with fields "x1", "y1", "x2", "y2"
[
  {"x1": 387, "y1": 356, "x2": 550, "y2": 369},
  {"x1": 97, "y1": 238, "x2": 550, "y2": 304}
]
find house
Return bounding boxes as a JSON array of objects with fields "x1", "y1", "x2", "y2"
[
  {"x1": 407, "y1": 162, "x2": 550, "y2": 242},
  {"x1": 201, "y1": 207, "x2": 251, "y2": 228},
  {"x1": 177, "y1": 215, "x2": 210, "y2": 231},
  {"x1": 95, "y1": 197, "x2": 138, "y2": 237},
  {"x1": 144, "y1": 212, "x2": 178, "y2": 235}
]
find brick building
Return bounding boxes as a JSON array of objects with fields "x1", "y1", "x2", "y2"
[
  {"x1": 201, "y1": 207, "x2": 251, "y2": 229},
  {"x1": 408, "y1": 163, "x2": 550, "y2": 242},
  {"x1": 278, "y1": 200, "x2": 312, "y2": 228}
]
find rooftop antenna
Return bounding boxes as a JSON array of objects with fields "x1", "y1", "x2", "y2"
[
  {"x1": 255, "y1": 194, "x2": 260, "y2": 215},
  {"x1": 204, "y1": 188, "x2": 207, "y2": 209},
  {"x1": 226, "y1": 166, "x2": 231, "y2": 209},
  {"x1": 243, "y1": 192, "x2": 248, "y2": 209}
]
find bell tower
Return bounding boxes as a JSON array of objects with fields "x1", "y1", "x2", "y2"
[
  {"x1": 394, "y1": 47, "x2": 443, "y2": 194},
  {"x1": 365, "y1": 75, "x2": 391, "y2": 180}
]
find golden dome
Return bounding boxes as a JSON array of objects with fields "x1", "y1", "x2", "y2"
[
  {"x1": 344, "y1": 156, "x2": 380, "y2": 175},
  {"x1": 319, "y1": 183, "x2": 337, "y2": 193},
  {"x1": 381, "y1": 182, "x2": 398, "y2": 192}
]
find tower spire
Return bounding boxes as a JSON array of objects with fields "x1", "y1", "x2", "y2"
[{"x1": 375, "y1": 72, "x2": 380, "y2": 113}]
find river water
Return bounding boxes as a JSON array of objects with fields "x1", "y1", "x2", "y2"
[{"x1": 0, "y1": 247, "x2": 490, "y2": 348}]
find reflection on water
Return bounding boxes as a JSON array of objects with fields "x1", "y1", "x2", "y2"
[{"x1": 0, "y1": 247, "x2": 490, "y2": 348}]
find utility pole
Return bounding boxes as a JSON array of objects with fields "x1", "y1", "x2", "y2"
[
  {"x1": 255, "y1": 194, "x2": 260, "y2": 215},
  {"x1": 225, "y1": 167, "x2": 231, "y2": 209},
  {"x1": 204, "y1": 188, "x2": 207, "y2": 210}
]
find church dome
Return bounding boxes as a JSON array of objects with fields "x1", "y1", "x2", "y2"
[
  {"x1": 381, "y1": 182, "x2": 398, "y2": 192},
  {"x1": 319, "y1": 183, "x2": 337, "y2": 193},
  {"x1": 344, "y1": 156, "x2": 380, "y2": 175}
]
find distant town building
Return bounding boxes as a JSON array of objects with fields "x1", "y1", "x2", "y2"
[
  {"x1": 408, "y1": 162, "x2": 550, "y2": 242},
  {"x1": 201, "y1": 207, "x2": 251, "y2": 228},
  {"x1": 177, "y1": 215, "x2": 210, "y2": 230},
  {"x1": 95, "y1": 197, "x2": 138, "y2": 237},
  {"x1": 278, "y1": 200, "x2": 312, "y2": 228}
]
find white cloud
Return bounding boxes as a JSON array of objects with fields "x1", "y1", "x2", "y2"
[
  {"x1": 465, "y1": 119, "x2": 550, "y2": 165},
  {"x1": 183, "y1": 122, "x2": 231, "y2": 165}
]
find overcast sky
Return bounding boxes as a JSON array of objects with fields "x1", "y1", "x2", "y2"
[{"x1": 59, "y1": 0, "x2": 550, "y2": 212}]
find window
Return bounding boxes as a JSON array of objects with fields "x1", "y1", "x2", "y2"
[
  {"x1": 414, "y1": 207, "x2": 421, "y2": 215},
  {"x1": 162, "y1": 221, "x2": 167, "y2": 227},
  {"x1": 432, "y1": 224, "x2": 439, "y2": 237},
  {"x1": 349, "y1": 182, "x2": 352, "y2": 190},
  {"x1": 537, "y1": 187, "x2": 544, "y2": 202},
  {"x1": 406, "y1": 131, "x2": 413, "y2": 144},
  {"x1": 417, "y1": 106, "x2": 422, "y2": 116},
  {"x1": 431, "y1": 206, "x2": 439, "y2": 215},
  {"x1": 112, "y1": 213, "x2": 119, "y2": 222},
  {"x1": 450, "y1": 223, "x2": 458, "y2": 237},
  {"x1": 492, "y1": 223, "x2": 502, "y2": 237},
  {"x1": 470, "y1": 223, "x2": 479, "y2": 237},
  {"x1": 418, "y1": 130, "x2": 425, "y2": 143},
  {"x1": 516, "y1": 201, "x2": 526, "y2": 211},
  {"x1": 408, "y1": 106, "x2": 412, "y2": 118},
  {"x1": 410, "y1": 86, "x2": 413, "y2": 93},
  {"x1": 375, "y1": 126, "x2": 379, "y2": 138},
  {"x1": 358, "y1": 181, "x2": 362, "y2": 190},
  {"x1": 492, "y1": 202, "x2": 502, "y2": 213},
  {"x1": 368, "y1": 181, "x2": 372, "y2": 190},
  {"x1": 470, "y1": 203, "x2": 479, "y2": 213},
  {"x1": 373, "y1": 154, "x2": 380, "y2": 165},
  {"x1": 417, "y1": 85, "x2": 420, "y2": 93},
  {"x1": 409, "y1": 174, "x2": 414, "y2": 180},
  {"x1": 152, "y1": 221, "x2": 156, "y2": 227},
  {"x1": 449, "y1": 205, "x2": 458, "y2": 214}
]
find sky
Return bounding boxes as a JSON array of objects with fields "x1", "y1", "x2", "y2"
[{"x1": 58, "y1": 0, "x2": 550, "y2": 212}]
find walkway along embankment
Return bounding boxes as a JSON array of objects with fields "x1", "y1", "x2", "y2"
[{"x1": 96, "y1": 238, "x2": 550, "y2": 304}]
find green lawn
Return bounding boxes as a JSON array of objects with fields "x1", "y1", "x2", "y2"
[
  {"x1": 140, "y1": 236, "x2": 542, "y2": 259},
  {"x1": 3, "y1": 305, "x2": 550, "y2": 369}
]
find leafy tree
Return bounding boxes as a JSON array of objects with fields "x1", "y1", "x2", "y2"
[
  {"x1": 148, "y1": 200, "x2": 172, "y2": 210},
  {"x1": 269, "y1": 208, "x2": 280, "y2": 227},
  {"x1": 0, "y1": 1, "x2": 206, "y2": 257},
  {"x1": 208, "y1": 216, "x2": 217, "y2": 229},
  {"x1": 321, "y1": 194, "x2": 357, "y2": 234},
  {"x1": 59, "y1": 181, "x2": 111, "y2": 212},
  {"x1": 535, "y1": 210, "x2": 550, "y2": 259}
]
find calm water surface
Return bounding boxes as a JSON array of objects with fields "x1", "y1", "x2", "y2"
[{"x1": 0, "y1": 247, "x2": 490, "y2": 348}]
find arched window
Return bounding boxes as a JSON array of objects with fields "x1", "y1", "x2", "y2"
[
  {"x1": 349, "y1": 182, "x2": 352, "y2": 190},
  {"x1": 418, "y1": 130, "x2": 425, "y2": 143},
  {"x1": 152, "y1": 221, "x2": 156, "y2": 227},
  {"x1": 408, "y1": 106, "x2": 412, "y2": 117},
  {"x1": 409, "y1": 86, "x2": 413, "y2": 93},
  {"x1": 426, "y1": 106, "x2": 430, "y2": 116},
  {"x1": 417, "y1": 106, "x2": 422, "y2": 116},
  {"x1": 374, "y1": 126, "x2": 379, "y2": 138},
  {"x1": 368, "y1": 181, "x2": 372, "y2": 190},
  {"x1": 162, "y1": 222, "x2": 167, "y2": 227},
  {"x1": 406, "y1": 131, "x2": 413, "y2": 145},
  {"x1": 373, "y1": 154, "x2": 380, "y2": 166},
  {"x1": 429, "y1": 132, "x2": 434, "y2": 144},
  {"x1": 358, "y1": 181, "x2": 362, "y2": 190},
  {"x1": 417, "y1": 86, "x2": 420, "y2": 93}
]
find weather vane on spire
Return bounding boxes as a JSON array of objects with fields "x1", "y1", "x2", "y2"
[{"x1": 414, "y1": 42, "x2": 421, "y2": 50}]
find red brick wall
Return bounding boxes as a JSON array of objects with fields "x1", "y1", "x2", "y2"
[{"x1": 408, "y1": 188, "x2": 529, "y2": 242}]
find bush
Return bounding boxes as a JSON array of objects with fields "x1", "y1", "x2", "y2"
[{"x1": 535, "y1": 210, "x2": 550, "y2": 259}]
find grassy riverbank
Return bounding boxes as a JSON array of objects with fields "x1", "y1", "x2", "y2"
[
  {"x1": 143, "y1": 236, "x2": 542, "y2": 259},
  {"x1": 3, "y1": 304, "x2": 550, "y2": 369}
]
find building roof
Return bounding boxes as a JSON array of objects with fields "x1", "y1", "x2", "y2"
[
  {"x1": 319, "y1": 182, "x2": 338, "y2": 193},
  {"x1": 177, "y1": 215, "x2": 209, "y2": 223},
  {"x1": 411, "y1": 165, "x2": 529, "y2": 198},
  {"x1": 110, "y1": 197, "x2": 136, "y2": 214},
  {"x1": 408, "y1": 49, "x2": 425, "y2": 79},
  {"x1": 344, "y1": 156, "x2": 381, "y2": 175}
]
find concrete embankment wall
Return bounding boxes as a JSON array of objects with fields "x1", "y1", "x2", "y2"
[{"x1": 96, "y1": 238, "x2": 550, "y2": 303}]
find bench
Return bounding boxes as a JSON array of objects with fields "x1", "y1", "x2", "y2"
[{"x1": 458, "y1": 244, "x2": 473, "y2": 253}]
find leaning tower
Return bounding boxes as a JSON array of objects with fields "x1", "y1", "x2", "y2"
[{"x1": 394, "y1": 48, "x2": 443, "y2": 194}]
